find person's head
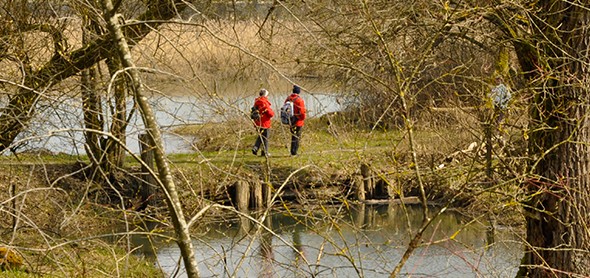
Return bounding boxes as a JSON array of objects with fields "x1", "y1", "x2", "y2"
[
  {"x1": 293, "y1": 85, "x2": 301, "y2": 94},
  {"x1": 259, "y1": 89, "x2": 269, "y2": 97},
  {"x1": 495, "y1": 75, "x2": 503, "y2": 84}
]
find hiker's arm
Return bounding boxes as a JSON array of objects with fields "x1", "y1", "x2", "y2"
[{"x1": 298, "y1": 100, "x2": 306, "y2": 120}]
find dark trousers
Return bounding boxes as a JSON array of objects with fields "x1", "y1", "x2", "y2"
[
  {"x1": 494, "y1": 107, "x2": 505, "y2": 125},
  {"x1": 253, "y1": 127, "x2": 270, "y2": 155},
  {"x1": 290, "y1": 126, "x2": 302, "y2": 156}
]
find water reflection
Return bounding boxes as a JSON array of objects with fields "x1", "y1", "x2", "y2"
[
  {"x1": 259, "y1": 217, "x2": 274, "y2": 278},
  {"x1": 155, "y1": 204, "x2": 522, "y2": 277}
]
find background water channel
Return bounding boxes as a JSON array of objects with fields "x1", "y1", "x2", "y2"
[
  {"x1": 12, "y1": 80, "x2": 345, "y2": 155},
  {"x1": 141, "y1": 204, "x2": 522, "y2": 277}
]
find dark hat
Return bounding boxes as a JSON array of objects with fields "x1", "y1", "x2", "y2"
[{"x1": 293, "y1": 85, "x2": 301, "y2": 94}]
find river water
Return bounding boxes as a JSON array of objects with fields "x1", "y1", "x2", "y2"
[
  {"x1": 146, "y1": 204, "x2": 522, "y2": 277},
  {"x1": 13, "y1": 80, "x2": 344, "y2": 155}
]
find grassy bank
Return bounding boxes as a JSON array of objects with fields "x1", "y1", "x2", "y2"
[
  {"x1": 161, "y1": 114, "x2": 524, "y2": 225},
  {"x1": 0, "y1": 164, "x2": 165, "y2": 277},
  {"x1": 0, "y1": 114, "x2": 525, "y2": 276}
]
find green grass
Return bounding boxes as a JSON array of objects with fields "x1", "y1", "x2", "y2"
[
  {"x1": 0, "y1": 270, "x2": 30, "y2": 278},
  {"x1": 170, "y1": 119, "x2": 478, "y2": 173},
  {"x1": 0, "y1": 117, "x2": 475, "y2": 181}
]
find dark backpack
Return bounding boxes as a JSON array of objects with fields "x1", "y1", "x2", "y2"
[{"x1": 250, "y1": 106, "x2": 260, "y2": 120}]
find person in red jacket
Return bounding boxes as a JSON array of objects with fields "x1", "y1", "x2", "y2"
[
  {"x1": 285, "y1": 85, "x2": 306, "y2": 156},
  {"x1": 252, "y1": 89, "x2": 275, "y2": 157}
]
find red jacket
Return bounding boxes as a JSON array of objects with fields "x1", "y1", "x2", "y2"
[
  {"x1": 285, "y1": 93, "x2": 306, "y2": 127},
  {"x1": 254, "y1": 96, "x2": 274, "y2": 128}
]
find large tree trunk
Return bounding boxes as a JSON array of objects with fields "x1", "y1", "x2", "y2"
[
  {"x1": 0, "y1": 0, "x2": 187, "y2": 152},
  {"x1": 514, "y1": 2, "x2": 590, "y2": 277},
  {"x1": 81, "y1": 17, "x2": 106, "y2": 178},
  {"x1": 522, "y1": 86, "x2": 590, "y2": 276},
  {"x1": 104, "y1": 57, "x2": 129, "y2": 169},
  {"x1": 81, "y1": 12, "x2": 128, "y2": 175}
]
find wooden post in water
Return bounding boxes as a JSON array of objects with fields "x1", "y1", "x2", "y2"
[
  {"x1": 235, "y1": 180, "x2": 250, "y2": 212},
  {"x1": 360, "y1": 163, "x2": 374, "y2": 200},
  {"x1": 262, "y1": 181, "x2": 272, "y2": 208},
  {"x1": 138, "y1": 134, "x2": 156, "y2": 210},
  {"x1": 353, "y1": 174, "x2": 366, "y2": 201},
  {"x1": 251, "y1": 180, "x2": 263, "y2": 209},
  {"x1": 386, "y1": 178, "x2": 396, "y2": 199}
]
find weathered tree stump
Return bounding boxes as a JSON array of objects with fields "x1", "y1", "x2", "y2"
[
  {"x1": 386, "y1": 178, "x2": 397, "y2": 199},
  {"x1": 360, "y1": 163, "x2": 374, "y2": 199},
  {"x1": 262, "y1": 181, "x2": 272, "y2": 208},
  {"x1": 251, "y1": 180, "x2": 263, "y2": 209},
  {"x1": 235, "y1": 180, "x2": 250, "y2": 212},
  {"x1": 374, "y1": 178, "x2": 393, "y2": 200},
  {"x1": 353, "y1": 175, "x2": 366, "y2": 201}
]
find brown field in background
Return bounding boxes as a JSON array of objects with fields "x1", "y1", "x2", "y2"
[
  {"x1": 134, "y1": 20, "x2": 311, "y2": 84},
  {"x1": 0, "y1": 18, "x2": 315, "y2": 98}
]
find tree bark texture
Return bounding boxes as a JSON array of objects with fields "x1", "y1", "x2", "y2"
[
  {"x1": 0, "y1": 0, "x2": 187, "y2": 152},
  {"x1": 105, "y1": 57, "x2": 129, "y2": 169},
  {"x1": 138, "y1": 133, "x2": 156, "y2": 210},
  {"x1": 235, "y1": 181, "x2": 249, "y2": 212},
  {"x1": 511, "y1": 2, "x2": 590, "y2": 276},
  {"x1": 100, "y1": 1, "x2": 199, "y2": 277},
  {"x1": 81, "y1": 17, "x2": 105, "y2": 177},
  {"x1": 251, "y1": 180, "x2": 263, "y2": 209},
  {"x1": 81, "y1": 66, "x2": 104, "y2": 162}
]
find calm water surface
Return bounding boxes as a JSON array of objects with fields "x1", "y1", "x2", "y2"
[
  {"x1": 15, "y1": 80, "x2": 343, "y2": 154},
  {"x1": 151, "y1": 204, "x2": 522, "y2": 277}
]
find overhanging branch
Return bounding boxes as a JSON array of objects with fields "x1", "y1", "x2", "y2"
[{"x1": 0, "y1": 0, "x2": 189, "y2": 152}]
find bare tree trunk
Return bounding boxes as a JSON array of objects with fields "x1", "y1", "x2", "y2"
[
  {"x1": 100, "y1": 1, "x2": 199, "y2": 277},
  {"x1": 81, "y1": 68, "x2": 103, "y2": 158},
  {"x1": 105, "y1": 57, "x2": 128, "y2": 169},
  {"x1": 81, "y1": 11, "x2": 127, "y2": 176},
  {"x1": 81, "y1": 17, "x2": 106, "y2": 179},
  {"x1": 139, "y1": 133, "x2": 156, "y2": 210}
]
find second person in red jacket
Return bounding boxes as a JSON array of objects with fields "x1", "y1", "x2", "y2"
[
  {"x1": 252, "y1": 89, "x2": 275, "y2": 157},
  {"x1": 285, "y1": 85, "x2": 306, "y2": 156}
]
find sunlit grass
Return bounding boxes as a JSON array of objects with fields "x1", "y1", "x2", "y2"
[
  {"x1": 162, "y1": 116, "x2": 482, "y2": 184},
  {"x1": 0, "y1": 115, "x2": 482, "y2": 181},
  {"x1": 0, "y1": 245, "x2": 163, "y2": 278}
]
